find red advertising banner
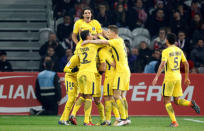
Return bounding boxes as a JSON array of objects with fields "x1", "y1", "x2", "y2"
[{"x1": 0, "y1": 72, "x2": 203, "y2": 116}]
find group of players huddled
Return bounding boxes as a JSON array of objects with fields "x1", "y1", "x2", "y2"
[
  {"x1": 58, "y1": 7, "x2": 130, "y2": 126},
  {"x1": 58, "y1": 7, "x2": 200, "y2": 127}
]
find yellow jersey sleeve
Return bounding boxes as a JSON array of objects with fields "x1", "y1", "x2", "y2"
[
  {"x1": 73, "y1": 19, "x2": 81, "y2": 34},
  {"x1": 162, "y1": 50, "x2": 168, "y2": 62},
  {"x1": 98, "y1": 35, "x2": 106, "y2": 40},
  {"x1": 98, "y1": 49, "x2": 106, "y2": 63},
  {"x1": 108, "y1": 39, "x2": 116, "y2": 47},
  {"x1": 64, "y1": 55, "x2": 79, "y2": 73},
  {"x1": 94, "y1": 20, "x2": 102, "y2": 34},
  {"x1": 181, "y1": 51, "x2": 187, "y2": 62}
]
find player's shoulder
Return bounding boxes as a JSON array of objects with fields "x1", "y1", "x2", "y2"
[
  {"x1": 162, "y1": 48, "x2": 168, "y2": 52},
  {"x1": 91, "y1": 19, "x2": 100, "y2": 24},
  {"x1": 75, "y1": 19, "x2": 83, "y2": 24},
  {"x1": 174, "y1": 46, "x2": 183, "y2": 52}
]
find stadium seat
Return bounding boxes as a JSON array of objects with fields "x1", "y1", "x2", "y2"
[
  {"x1": 184, "y1": 0, "x2": 192, "y2": 7},
  {"x1": 39, "y1": 28, "x2": 53, "y2": 45},
  {"x1": 119, "y1": 35, "x2": 133, "y2": 47},
  {"x1": 102, "y1": 27, "x2": 108, "y2": 31},
  {"x1": 118, "y1": 27, "x2": 132, "y2": 38},
  {"x1": 132, "y1": 27, "x2": 150, "y2": 39},
  {"x1": 132, "y1": 35, "x2": 150, "y2": 47},
  {"x1": 55, "y1": 17, "x2": 64, "y2": 31}
]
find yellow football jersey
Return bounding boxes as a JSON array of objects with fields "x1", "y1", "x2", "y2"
[
  {"x1": 162, "y1": 45, "x2": 187, "y2": 81},
  {"x1": 76, "y1": 42, "x2": 104, "y2": 73},
  {"x1": 64, "y1": 54, "x2": 80, "y2": 78},
  {"x1": 108, "y1": 37, "x2": 130, "y2": 73},
  {"x1": 98, "y1": 46, "x2": 115, "y2": 75},
  {"x1": 73, "y1": 19, "x2": 102, "y2": 36}
]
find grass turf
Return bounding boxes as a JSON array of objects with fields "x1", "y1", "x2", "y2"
[{"x1": 0, "y1": 116, "x2": 204, "y2": 131}]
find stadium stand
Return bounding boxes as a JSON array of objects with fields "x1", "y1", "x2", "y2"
[
  {"x1": 132, "y1": 27, "x2": 150, "y2": 39},
  {"x1": 0, "y1": 0, "x2": 52, "y2": 71}
]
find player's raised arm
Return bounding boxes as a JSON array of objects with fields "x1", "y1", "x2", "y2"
[{"x1": 81, "y1": 39, "x2": 109, "y2": 46}]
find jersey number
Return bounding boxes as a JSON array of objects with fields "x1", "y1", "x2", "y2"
[
  {"x1": 82, "y1": 52, "x2": 90, "y2": 64},
  {"x1": 66, "y1": 81, "x2": 74, "y2": 91},
  {"x1": 174, "y1": 57, "x2": 178, "y2": 68}
]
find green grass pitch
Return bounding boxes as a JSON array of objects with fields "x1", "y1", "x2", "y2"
[{"x1": 0, "y1": 116, "x2": 204, "y2": 131}]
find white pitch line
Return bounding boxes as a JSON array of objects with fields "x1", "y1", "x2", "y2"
[{"x1": 184, "y1": 118, "x2": 204, "y2": 123}]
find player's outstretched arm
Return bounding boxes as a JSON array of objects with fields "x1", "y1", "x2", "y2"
[
  {"x1": 183, "y1": 61, "x2": 190, "y2": 86},
  {"x1": 152, "y1": 61, "x2": 166, "y2": 86},
  {"x1": 81, "y1": 39, "x2": 109, "y2": 46}
]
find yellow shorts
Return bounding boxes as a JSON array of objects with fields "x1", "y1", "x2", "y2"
[
  {"x1": 162, "y1": 80, "x2": 183, "y2": 97},
  {"x1": 65, "y1": 75, "x2": 78, "y2": 98},
  {"x1": 103, "y1": 73, "x2": 114, "y2": 96},
  {"x1": 77, "y1": 72, "x2": 96, "y2": 95},
  {"x1": 93, "y1": 73, "x2": 102, "y2": 97},
  {"x1": 112, "y1": 72, "x2": 130, "y2": 91}
]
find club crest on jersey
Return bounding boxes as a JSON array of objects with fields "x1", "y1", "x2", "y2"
[{"x1": 92, "y1": 27, "x2": 95, "y2": 31}]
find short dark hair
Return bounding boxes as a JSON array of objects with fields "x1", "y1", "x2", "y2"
[
  {"x1": 45, "y1": 60, "x2": 54, "y2": 70},
  {"x1": 80, "y1": 30, "x2": 90, "y2": 40},
  {"x1": 108, "y1": 25, "x2": 118, "y2": 34},
  {"x1": 0, "y1": 50, "x2": 7, "y2": 56},
  {"x1": 167, "y1": 33, "x2": 177, "y2": 45},
  {"x1": 80, "y1": 7, "x2": 94, "y2": 20}
]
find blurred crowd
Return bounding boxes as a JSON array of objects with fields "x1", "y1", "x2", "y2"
[
  {"x1": 2, "y1": 0, "x2": 203, "y2": 73},
  {"x1": 42, "y1": 0, "x2": 204, "y2": 73}
]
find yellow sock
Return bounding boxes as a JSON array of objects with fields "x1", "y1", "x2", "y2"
[
  {"x1": 116, "y1": 99, "x2": 126, "y2": 120},
  {"x1": 71, "y1": 96, "x2": 85, "y2": 117},
  {"x1": 165, "y1": 103, "x2": 176, "y2": 122},
  {"x1": 122, "y1": 97, "x2": 128, "y2": 118},
  {"x1": 105, "y1": 100, "x2": 112, "y2": 121},
  {"x1": 96, "y1": 102, "x2": 105, "y2": 122},
  {"x1": 111, "y1": 99, "x2": 120, "y2": 120},
  {"x1": 89, "y1": 116, "x2": 92, "y2": 123},
  {"x1": 177, "y1": 99, "x2": 191, "y2": 106},
  {"x1": 60, "y1": 96, "x2": 76, "y2": 121},
  {"x1": 84, "y1": 99, "x2": 92, "y2": 124}
]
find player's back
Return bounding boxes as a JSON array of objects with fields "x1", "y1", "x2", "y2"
[
  {"x1": 76, "y1": 43, "x2": 103, "y2": 73},
  {"x1": 163, "y1": 45, "x2": 186, "y2": 81},
  {"x1": 108, "y1": 37, "x2": 130, "y2": 73}
]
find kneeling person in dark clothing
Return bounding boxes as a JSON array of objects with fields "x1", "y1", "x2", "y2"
[{"x1": 30, "y1": 60, "x2": 61, "y2": 115}]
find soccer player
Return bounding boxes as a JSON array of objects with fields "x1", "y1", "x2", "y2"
[
  {"x1": 75, "y1": 30, "x2": 105, "y2": 126},
  {"x1": 82, "y1": 25, "x2": 131, "y2": 126},
  {"x1": 72, "y1": 7, "x2": 102, "y2": 44},
  {"x1": 58, "y1": 55, "x2": 79, "y2": 125},
  {"x1": 152, "y1": 33, "x2": 200, "y2": 127},
  {"x1": 69, "y1": 39, "x2": 106, "y2": 126},
  {"x1": 98, "y1": 46, "x2": 121, "y2": 126},
  {"x1": 70, "y1": 7, "x2": 106, "y2": 125}
]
